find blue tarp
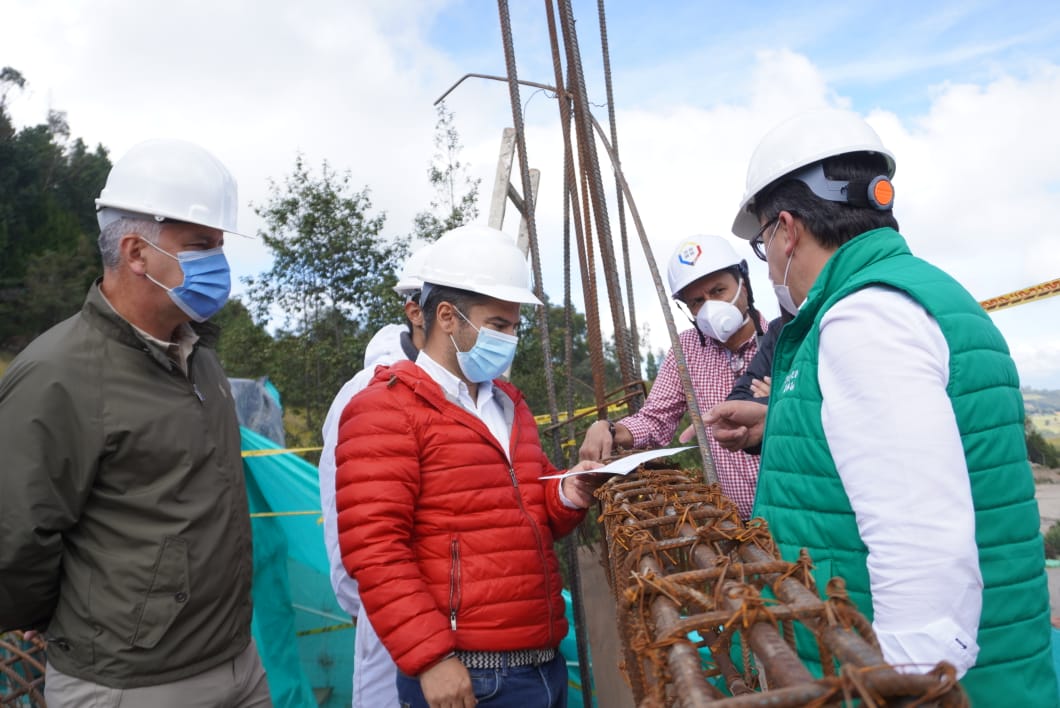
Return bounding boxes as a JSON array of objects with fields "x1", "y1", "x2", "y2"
[{"x1": 243, "y1": 426, "x2": 353, "y2": 707}]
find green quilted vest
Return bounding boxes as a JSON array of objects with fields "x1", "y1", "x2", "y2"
[{"x1": 752, "y1": 228, "x2": 1056, "y2": 706}]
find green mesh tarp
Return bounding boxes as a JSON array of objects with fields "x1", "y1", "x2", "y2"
[{"x1": 242, "y1": 426, "x2": 354, "y2": 707}]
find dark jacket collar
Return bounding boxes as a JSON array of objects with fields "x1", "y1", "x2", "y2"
[{"x1": 81, "y1": 279, "x2": 219, "y2": 369}]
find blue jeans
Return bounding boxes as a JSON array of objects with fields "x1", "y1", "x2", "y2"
[{"x1": 397, "y1": 653, "x2": 568, "y2": 708}]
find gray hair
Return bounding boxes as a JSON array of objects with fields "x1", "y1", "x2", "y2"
[{"x1": 98, "y1": 213, "x2": 162, "y2": 269}]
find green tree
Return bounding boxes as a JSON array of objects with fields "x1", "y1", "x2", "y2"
[
  {"x1": 412, "y1": 103, "x2": 481, "y2": 243},
  {"x1": 1027, "y1": 418, "x2": 1060, "y2": 468},
  {"x1": 241, "y1": 155, "x2": 406, "y2": 435},
  {"x1": 56, "y1": 138, "x2": 112, "y2": 236},
  {"x1": 17, "y1": 230, "x2": 100, "y2": 334},
  {"x1": 511, "y1": 299, "x2": 623, "y2": 419},
  {"x1": 644, "y1": 348, "x2": 660, "y2": 381},
  {"x1": 213, "y1": 298, "x2": 274, "y2": 379},
  {"x1": 0, "y1": 71, "x2": 110, "y2": 352},
  {"x1": 244, "y1": 155, "x2": 405, "y2": 333},
  {"x1": 1044, "y1": 521, "x2": 1060, "y2": 559},
  {"x1": 0, "y1": 67, "x2": 26, "y2": 119}
]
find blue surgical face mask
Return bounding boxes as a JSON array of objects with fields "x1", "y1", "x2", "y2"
[
  {"x1": 142, "y1": 238, "x2": 231, "y2": 322},
  {"x1": 450, "y1": 307, "x2": 519, "y2": 383}
]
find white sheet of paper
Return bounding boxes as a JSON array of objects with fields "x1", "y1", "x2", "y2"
[{"x1": 540, "y1": 446, "x2": 693, "y2": 479}]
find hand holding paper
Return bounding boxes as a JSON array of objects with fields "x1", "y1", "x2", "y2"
[
  {"x1": 542, "y1": 446, "x2": 693, "y2": 480},
  {"x1": 560, "y1": 460, "x2": 606, "y2": 508}
]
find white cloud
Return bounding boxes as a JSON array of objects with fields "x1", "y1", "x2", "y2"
[
  {"x1": 4, "y1": 2, "x2": 1057, "y2": 389},
  {"x1": 505, "y1": 50, "x2": 1060, "y2": 390},
  {"x1": 4, "y1": 0, "x2": 464, "y2": 291},
  {"x1": 1004, "y1": 327, "x2": 1060, "y2": 390},
  {"x1": 883, "y1": 63, "x2": 1060, "y2": 380}
]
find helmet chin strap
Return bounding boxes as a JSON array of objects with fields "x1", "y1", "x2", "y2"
[{"x1": 690, "y1": 313, "x2": 707, "y2": 347}]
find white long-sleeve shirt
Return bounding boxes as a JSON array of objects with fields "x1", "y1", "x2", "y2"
[
  {"x1": 818, "y1": 286, "x2": 982, "y2": 677},
  {"x1": 414, "y1": 352, "x2": 581, "y2": 508},
  {"x1": 415, "y1": 351, "x2": 511, "y2": 457},
  {"x1": 319, "y1": 323, "x2": 411, "y2": 708}
]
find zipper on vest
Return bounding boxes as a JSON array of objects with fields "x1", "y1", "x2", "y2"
[{"x1": 192, "y1": 383, "x2": 205, "y2": 403}]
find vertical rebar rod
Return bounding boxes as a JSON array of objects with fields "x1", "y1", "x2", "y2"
[
  {"x1": 585, "y1": 113, "x2": 718, "y2": 482},
  {"x1": 556, "y1": 0, "x2": 638, "y2": 393},
  {"x1": 496, "y1": 0, "x2": 563, "y2": 461},
  {"x1": 544, "y1": 2, "x2": 608, "y2": 413},
  {"x1": 596, "y1": 0, "x2": 642, "y2": 412}
]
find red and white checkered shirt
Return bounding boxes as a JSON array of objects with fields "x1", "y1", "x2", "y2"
[{"x1": 620, "y1": 323, "x2": 766, "y2": 519}]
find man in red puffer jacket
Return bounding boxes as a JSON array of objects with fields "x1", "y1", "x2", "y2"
[{"x1": 336, "y1": 225, "x2": 604, "y2": 708}]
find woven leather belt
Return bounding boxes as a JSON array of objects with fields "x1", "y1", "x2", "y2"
[{"x1": 455, "y1": 647, "x2": 557, "y2": 669}]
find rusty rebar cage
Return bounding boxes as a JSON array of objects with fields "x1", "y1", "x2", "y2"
[
  {"x1": 0, "y1": 631, "x2": 47, "y2": 707},
  {"x1": 597, "y1": 468, "x2": 969, "y2": 707}
]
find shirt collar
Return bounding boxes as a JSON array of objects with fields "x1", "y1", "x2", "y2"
[
  {"x1": 416, "y1": 351, "x2": 495, "y2": 404},
  {"x1": 97, "y1": 288, "x2": 199, "y2": 372}
]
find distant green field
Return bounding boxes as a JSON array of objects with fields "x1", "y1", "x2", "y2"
[
  {"x1": 1025, "y1": 388, "x2": 1060, "y2": 415},
  {"x1": 1032, "y1": 413, "x2": 1060, "y2": 439}
]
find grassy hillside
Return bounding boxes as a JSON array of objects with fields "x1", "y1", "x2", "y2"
[
  {"x1": 1025, "y1": 389, "x2": 1060, "y2": 441},
  {"x1": 283, "y1": 406, "x2": 322, "y2": 465},
  {"x1": 1025, "y1": 388, "x2": 1060, "y2": 415},
  {"x1": 1032, "y1": 413, "x2": 1060, "y2": 439}
]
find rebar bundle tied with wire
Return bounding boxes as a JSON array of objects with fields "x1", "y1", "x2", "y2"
[
  {"x1": 0, "y1": 631, "x2": 47, "y2": 706},
  {"x1": 598, "y1": 468, "x2": 969, "y2": 707}
]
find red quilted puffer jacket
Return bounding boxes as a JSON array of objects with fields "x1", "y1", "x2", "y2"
[{"x1": 335, "y1": 360, "x2": 585, "y2": 676}]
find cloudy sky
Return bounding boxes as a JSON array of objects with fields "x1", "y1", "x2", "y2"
[{"x1": 5, "y1": 0, "x2": 1060, "y2": 387}]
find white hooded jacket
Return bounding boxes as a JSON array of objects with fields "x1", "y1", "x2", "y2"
[{"x1": 319, "y1": 323, "x2": 414, "y2": 707}]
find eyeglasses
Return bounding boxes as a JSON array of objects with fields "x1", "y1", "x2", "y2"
[{"x1": 750, "y1": 217, "x2": 779, "y2": 261}]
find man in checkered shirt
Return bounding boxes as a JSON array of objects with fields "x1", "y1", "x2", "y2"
[{"x1": 579, "y1": 234, "x2": 768, "y2": 520}]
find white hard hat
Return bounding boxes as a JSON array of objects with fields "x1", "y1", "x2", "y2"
[
  {"x1": 96, "y1": 138, "x2": 244, "y2": 235},
  {"x1": 393, "y1": 243, "x2": 433, "y2": 297},
  {"x1": 666, "y1": 235, "x2": 745, "y2": 299},
  {"x1": 732, "y1": 108, "x2": 896, "y2": 239},
  {"x1": 419, "y1": 224, "x2": 542, "y2": 305}
]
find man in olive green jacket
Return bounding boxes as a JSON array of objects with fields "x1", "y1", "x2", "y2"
[{"x1": 0, "y1": 139, "x2": 270, "y2": 707}]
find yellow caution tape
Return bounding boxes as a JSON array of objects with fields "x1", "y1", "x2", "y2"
[
  {"x1": 249, "y1": 510, "x2": 322, "y2": 519},
  {"x1": 533, "y1": 402, "x2": 629, "y2": 426},
  {"x1": 242, "y1": 446, "x2": 323, "y2": 458},
  {"x1": 980, "y1": 278, "x2": 1060, "y2": 313},
  {"x1": 295, "y1": 622, "x2": 355, "y2": 637}
]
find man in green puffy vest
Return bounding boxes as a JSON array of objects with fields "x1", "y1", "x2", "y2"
[{"x1": 707, "y1": 108, "x2": 1057, "y2": 705}]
